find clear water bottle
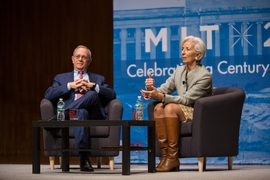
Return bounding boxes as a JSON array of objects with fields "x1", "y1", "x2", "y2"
[
  {"x1": 57, "y1": 98, "x2": 65, "y2": 121},
  {"x1": 135, "y1": 96, "x2": 144, "y2": 120}
]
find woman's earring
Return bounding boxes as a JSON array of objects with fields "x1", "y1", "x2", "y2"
[{"x1": 195, "y1": 57, "x2": 198, "y2": 60}]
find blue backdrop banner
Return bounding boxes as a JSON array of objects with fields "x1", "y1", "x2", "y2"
[{"x1": 113, "y1": 0, "x2": 270, "y2": 164}]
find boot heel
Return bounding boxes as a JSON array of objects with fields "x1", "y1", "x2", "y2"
[{"x1": 170, "y1": 166, "x2": 179, "y2": 171}]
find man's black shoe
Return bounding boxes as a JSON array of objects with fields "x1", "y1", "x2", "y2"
[{"x1": 80, "y1": 159, "x2": 94, "y2": 172}]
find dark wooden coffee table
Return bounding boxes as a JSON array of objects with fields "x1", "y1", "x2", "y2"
[{"x1": 32, "y1": 120, "x2": 156, "y2": 175}]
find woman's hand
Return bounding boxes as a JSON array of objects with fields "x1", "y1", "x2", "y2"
[
  {"x1": 145, "y1": 73, "x2": 155, "y2": 90},
  {"x1": 140, "y1": 88, "x2": 164, "y2": 101}
]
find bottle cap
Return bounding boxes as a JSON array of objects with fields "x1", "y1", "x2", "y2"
[{"x1": 59, "y1": 98, "x2": 63, "y2": 101}]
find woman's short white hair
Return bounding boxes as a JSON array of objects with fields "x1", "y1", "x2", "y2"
[{"x1": 181, "y1": 36, "x2": 206, "y2": 63}]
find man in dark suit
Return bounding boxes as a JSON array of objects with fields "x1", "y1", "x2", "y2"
[{"x1": 44, "y1": 45, "x2": 116, "y2": 171}]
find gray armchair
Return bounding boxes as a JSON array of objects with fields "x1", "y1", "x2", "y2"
[
  {"x1": 148, "y1": 87, "x2": 245, "y2": 172},
  {"x1": 40, "y1": 98, "x2": 123, "y2": 170}
]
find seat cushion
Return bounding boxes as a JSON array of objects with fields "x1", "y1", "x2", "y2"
[{"x1": 180, "y1": 121, "x2": 192, "y2": 136}]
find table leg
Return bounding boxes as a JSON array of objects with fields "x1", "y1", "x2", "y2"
[
  {"x1": 32, "y1": 127, "x2": 40, "y2": 174},
  {"x1": 122, "y1": 126, "x2": 130, "y2": 175},
  {"x1": 61, "y1": 127, "x2": 70, "y2": 172},
  {"x1": 148, "y1": 125, "x2": 156, "y2": 173}
]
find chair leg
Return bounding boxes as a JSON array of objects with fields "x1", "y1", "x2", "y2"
[
  {"x1": 49, "y1": 157, "x2": 55, "y2": 170},
  {"x1": 109, "y1": 157, "x2": 114, "y2": 170},
  {"x1": 198, "y1": 157, "x2": 206, "y2": 172},
  {"x1": 59, "y1": 156, "x2": 62, "y2": 169},
  {"x1": 97, "y1": 157, "x2": 102, "y2": 168},
  {"x1": 228, "y1": 156, "x2": 233, "y2": 170}
]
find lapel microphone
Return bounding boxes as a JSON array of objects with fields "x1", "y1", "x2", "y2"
[{"x1": 183, "y1": 74, "x2": 188, "y2": 91}]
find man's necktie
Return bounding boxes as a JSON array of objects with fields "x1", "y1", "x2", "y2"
[{"x1": 77, "y1": 71, "x2": 83, "y2": 99}]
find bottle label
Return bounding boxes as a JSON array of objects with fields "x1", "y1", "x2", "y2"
[{"x1": 57, "y1": 105, "x2": 64, "y2": 110}]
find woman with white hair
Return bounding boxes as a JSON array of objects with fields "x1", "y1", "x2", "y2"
[{"x1": 140, "y1": 36, "x2": 213, "y2": 172}]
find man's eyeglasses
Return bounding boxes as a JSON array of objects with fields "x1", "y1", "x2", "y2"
[{"x1": 73, "y1": 55, "x2": 90, "y2": 61}]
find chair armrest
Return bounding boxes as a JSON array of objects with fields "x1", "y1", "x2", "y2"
[
  {"x1": 40, "y1": 98, "x2": 55, "y2": 120},
  {"x1": 191, "y1": 88, "x2": 245, "y2": 156},
  {"x1": 106, "y1": 99, "x2": 123, "y2": 120}
]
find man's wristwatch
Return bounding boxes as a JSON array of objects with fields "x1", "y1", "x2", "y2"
[{"x1": 91, "y1": 82, "x2": 96, "y2": 90}]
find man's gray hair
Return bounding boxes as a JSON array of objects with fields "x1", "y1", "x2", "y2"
[{"x1": 73, "y1": 45, "x2": 92, "y2": 58}]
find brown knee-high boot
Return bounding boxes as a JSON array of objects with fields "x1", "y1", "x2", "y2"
[
  {"x1": 154, "y1": 118, "x2": 167, "y2": 169},
  {"x1": 156, "y1": 117, "x2": 180, "y2": 172}
]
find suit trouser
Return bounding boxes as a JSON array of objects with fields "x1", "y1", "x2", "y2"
[{"x1": 65, "y1": 91, "x2": 105, "y2": 149}]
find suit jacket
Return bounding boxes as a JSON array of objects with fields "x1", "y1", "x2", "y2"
[
  {"x1": 44, "y1": 71, "x2": 116, "y2": 108},
  {"x1": 157, "y1": 64, "x2": 212, "y2": 107}
]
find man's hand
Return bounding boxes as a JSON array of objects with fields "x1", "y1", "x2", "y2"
[
  {"x1": 69, "y1": 79, "x2": 84, "y2": 91},
  {"x1": 69, "y1": 79, "x2": 95, "y2": 93},
  {"x1": 145, "y1": 73, "x2": 155, "y2": 91}
]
